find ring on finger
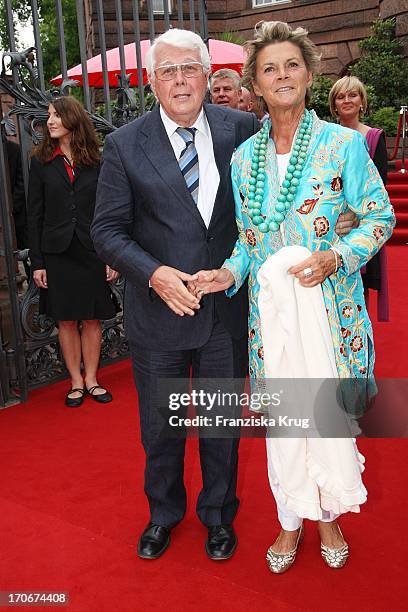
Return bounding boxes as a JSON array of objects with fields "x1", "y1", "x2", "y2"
[{"x1": 303, "y1": 267, "x2": 313, "y2": 278}]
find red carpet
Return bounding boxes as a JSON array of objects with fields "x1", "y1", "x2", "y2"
[
  {"x1": 387, "y1": 163, "x2": 408, "y2": 246},
  {"x1": 0, "y1": 246, "x2": 407, "y2": 612}
]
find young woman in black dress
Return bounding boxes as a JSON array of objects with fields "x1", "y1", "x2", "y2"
[{"x1": 27, "y1": 96, "x2": 118, "y2": 406}]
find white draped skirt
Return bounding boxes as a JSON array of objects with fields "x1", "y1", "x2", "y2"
[{"x1": 257, "y1": 246, "x2": 367, "y2": 522}]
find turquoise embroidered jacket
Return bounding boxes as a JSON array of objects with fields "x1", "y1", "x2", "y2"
[{"x1": 223, "y1": 112, "x2": 395, "y2": 380}]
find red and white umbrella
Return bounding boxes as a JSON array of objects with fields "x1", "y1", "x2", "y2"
[{"x1": 51, "y1": 39, "x2": 245, "y2": 87}]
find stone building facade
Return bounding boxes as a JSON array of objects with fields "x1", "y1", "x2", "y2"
[
  {"x1": 85, "y1": 1, "x2": 408, "y2": 78},
  {"x1": 207, "y1": 0, "x2": 408, "y2": 77}
]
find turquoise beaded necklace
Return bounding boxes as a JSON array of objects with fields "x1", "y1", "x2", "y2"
[{"x1": 247, "y1": 109, "x2": 313, "y2": 233}]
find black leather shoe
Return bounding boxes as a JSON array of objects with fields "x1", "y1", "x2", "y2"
[
  {"x1": 206, "y1": 524, "x2": 237, "y2": 560},
  {"x1": 65, "y1": 388, "x2": 85, "y2": 407},
  {"x1": 137, "y1": 523, "x2": 170, "y2": 560},
  {"x1": 86, "y1": 385, "x2": 113, "y2": 403}
]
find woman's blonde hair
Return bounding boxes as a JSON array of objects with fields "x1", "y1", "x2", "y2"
[
  {"x1": 242, "y1": 21, "x2": 321, "y2": 105},
  {"x1": 328, "y1": 75, "x2": 368, "y2": 117}
]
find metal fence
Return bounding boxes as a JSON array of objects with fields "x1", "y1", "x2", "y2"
[{"x1": 0, "y1": 0, "x2": 208, "y2": 405}]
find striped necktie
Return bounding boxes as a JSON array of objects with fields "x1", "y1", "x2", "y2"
[{"x1": 176, "y1": 127, "x2": 199, "y2": 204}]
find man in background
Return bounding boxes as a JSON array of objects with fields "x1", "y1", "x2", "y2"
[
  {"x1": 237, "y1": 86, "x2": 252, "y2": 112},
  {"x1": 6, "y1": 140, "x2": 29, "y2": 276},
  {"x1": 210, "y1": 68, "x2": 242, "y2": 109}
]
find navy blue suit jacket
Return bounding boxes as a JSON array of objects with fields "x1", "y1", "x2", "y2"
[{"x1": 91, "y1": 104, "x2": 258, "y2": 350}]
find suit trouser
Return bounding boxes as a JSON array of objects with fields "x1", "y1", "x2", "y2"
[{"x1": 130, "y1": 317, "x2": 248, "y2": 529}]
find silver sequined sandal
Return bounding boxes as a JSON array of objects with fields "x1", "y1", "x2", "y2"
[
  {"x1": 320, "y1": 526, "x2": 349, "y2": 569},
  {"x1": 266, "y1": 525, "x2": 303, "y2": 574}
]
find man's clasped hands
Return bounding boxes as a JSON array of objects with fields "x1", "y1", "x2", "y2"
[{"x1": 149, "y1": 210, "x2": 358, "y2": 317}]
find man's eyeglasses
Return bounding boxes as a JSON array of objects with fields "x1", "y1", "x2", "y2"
[{"x1": 155, "y1": 62, "x2": 204, "y2": 81}]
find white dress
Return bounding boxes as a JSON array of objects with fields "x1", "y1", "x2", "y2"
[{"x1": 257, "y1": 245, "x2": 367, "y2": 529}]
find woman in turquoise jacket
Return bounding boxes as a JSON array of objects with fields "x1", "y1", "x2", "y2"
[{"x1": 191, "y1": 21, "x2": 395, "y2": 574}]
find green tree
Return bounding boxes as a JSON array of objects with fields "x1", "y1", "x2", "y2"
[
  {"x1": 38, "y1": 0, "x2": 80, "y2": 84},
  {"x1": 212, "y1": 31, "x2": 246, "y2": 46},
  {"x1": 0, "y1": 0, "x2": 80, "y2": 85},
  {"x1": 309, "y1": 75, "x2": 333, "y2": 121},
  {"x1": 351, "y1": 18, "x2": 408, "y2": 112},
  {"x1": 370, "y1": 107, "x2": 400, "y2": 137},
  {"x1": 0, "y1": 1, "x2": 31, "y2": 53}
]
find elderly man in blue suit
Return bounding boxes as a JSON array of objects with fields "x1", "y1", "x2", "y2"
[{"x1": 91, "y1": 29, "x2": 258, "y2": 561}]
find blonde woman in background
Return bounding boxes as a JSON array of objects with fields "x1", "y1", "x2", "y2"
[{"x1": 329, "y1": 76, "x2": 390, "y2": 319}]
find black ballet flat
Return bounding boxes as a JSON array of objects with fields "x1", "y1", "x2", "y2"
[
  {"x1": 86, "y1": 385, "x2": 113, "y2": 403},
  {"x1": 65, "y1": 388, "x2": 85, "y2": 407}
]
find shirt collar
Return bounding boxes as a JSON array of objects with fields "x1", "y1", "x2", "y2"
[
  {"x1": 160, "y1": 106, "x2": 209, "y2": 139},
  {"x1": 49, "y1": 145, "x2": 64, "y2": 161}
]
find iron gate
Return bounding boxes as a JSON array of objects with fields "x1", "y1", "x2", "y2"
[{"x1": 0, "y1": 0, "x2": 208, "y2": 405}]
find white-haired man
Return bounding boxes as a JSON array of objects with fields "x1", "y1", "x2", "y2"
[{"x1": 92, "y1": 29, "x2": 258, "y2": 561}]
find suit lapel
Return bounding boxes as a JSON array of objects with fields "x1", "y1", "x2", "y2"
[
  {"x1": 50, "y1": 155, "x2": 72, "y2": 188},
  {"x1": 72, "y1": 165, "x2": 94, "y2": 190},
  {"x1": 204, "y1": 104, "x2": 236, "y2": 230},
  {"x1": 139, "y1": 107, "x2": 206, "y2": 229},
  {"x1": 72, "y1": 164, "x2": 83, "y2": 185}
]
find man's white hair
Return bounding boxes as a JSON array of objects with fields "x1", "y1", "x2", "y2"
[{"x1": 145, "y1": 28, "x2": 211, "y2": 80}]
